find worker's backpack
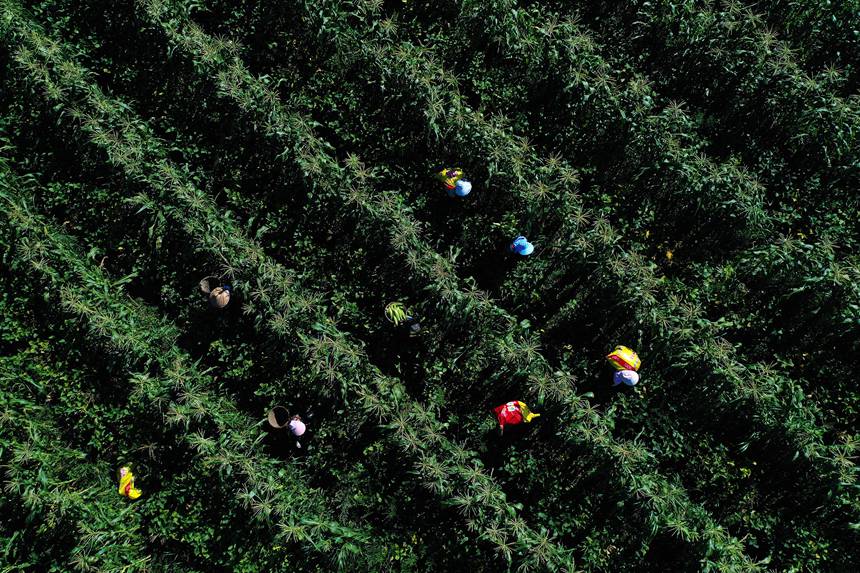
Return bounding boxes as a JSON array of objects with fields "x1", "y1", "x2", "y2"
[
  {"x1": 435, "y1": 167, "x2": 464, "y2": 190},
  {"x1": 607, "y1": 346, "x2": 641, "y2": 371}
]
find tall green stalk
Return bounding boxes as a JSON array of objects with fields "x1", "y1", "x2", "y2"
[
  {"x1": 0, "y1": 4, "x2": 576, "y2": 568},
  {"x1": 0, "y1": 168, "x2": 380, "y2": 570},
  {"x1": 135, "y1": 0, "x2": 765, "y2": 569}
]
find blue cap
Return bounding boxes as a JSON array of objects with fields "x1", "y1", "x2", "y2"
[
  {"x1": 511, "y1": 236, "x2": 534, "y2": 256},
  {"x1": 454, "y1": 180, "x2": 472, "y2": 197}
]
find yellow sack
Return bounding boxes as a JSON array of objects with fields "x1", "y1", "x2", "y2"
[
  {"x1": 118, "y1": 466, "x2": 142, "y2": 500},
  {"x1": 607, "y1": 345, "x2": 641, "y2": 371},
  {"x1": 517, "y1": 401, "x2": 541, "y2": 423},
  {"x1": 435, "y1": 167, "x2": 464, "y2": 190}
]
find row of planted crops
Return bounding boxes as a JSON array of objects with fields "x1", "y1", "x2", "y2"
[{"x1": 0, "y1": 0, "x2": 858, "y2": 571}]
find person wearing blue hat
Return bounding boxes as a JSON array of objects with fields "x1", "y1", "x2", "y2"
[
  {"x1": 435, "y1": 167, "x2": 472, "y2": 197},
  {"x1": 449, "y1": 179, "x2": 472, "y2": 197},
  {"x1": 509, "y1": 236, "x2": 534, "y2": 256}
]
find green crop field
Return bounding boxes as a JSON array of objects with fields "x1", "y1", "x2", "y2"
[{"x1": 0, "y1": 0, "x2": 858, "y2": 571}]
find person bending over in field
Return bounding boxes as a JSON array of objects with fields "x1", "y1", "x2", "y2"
[
  {"x1": 494, "y1": 401, "x2": 541, "y2": 434},
  {"x1": 385, "y1": 301, "x2": 421, "y2": 337},
  {"x1": 209, "y1": 286, "x2": 231, "y2": 309},
  {"x1": 435, "y1": 167, "x2": 472, "y2": 197},
  {"x1": 509, "y1": 235, "x2": 535, "y2": 256},
  {"x1": 117, "y1": 465, "x2": 142, "y2": 500},
  {"x1": 289, "y1": 414, "x2": 306, "y2": 449},
  {"x1": 607, "y1": 345, "x2": 641, "y2": 388},
  {"x1": 200, "y1": 276, "x2": 232, "y2": 309}
]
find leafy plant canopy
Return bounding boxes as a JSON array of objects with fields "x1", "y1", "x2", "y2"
[{"x1": 0, "y1": 0, "x2": 857, "y2": 571}]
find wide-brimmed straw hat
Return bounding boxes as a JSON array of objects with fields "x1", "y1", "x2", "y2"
[{"x1": 209, "y1": 286, "x2": 231, "y2": 309}]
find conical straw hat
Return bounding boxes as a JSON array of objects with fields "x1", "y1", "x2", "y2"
[{"x1": 209, "y1": 287, "x2": 231, "y2": 309}]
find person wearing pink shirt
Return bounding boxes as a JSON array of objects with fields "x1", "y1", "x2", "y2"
[{"x1": 288, "y1": 414, "x2": 306, "y2": 449}]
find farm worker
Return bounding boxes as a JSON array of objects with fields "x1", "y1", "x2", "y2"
[
  {"x1": 493, "y1": 401, "x2": 541, "y2": 434},
  {"x1": 606, "y1": 345, "x2": 641, "y2": 371},
  {"x1": 613, "y1": 369, "x2": 640, "y2": 387},
  {"x1": 209, "y1": 285, "x2": 231, "y2": 309},
  {"x1": 435, "y1": 167, "x2": 472, "y2": 197},
  {"x1": 509, "y1": 236, "x2": 534, "y2": 256},
  {"x1": 402, "y1": 316, "x2": 421, "y2": 336},
  {"x1": 200, "y1": 277, "x2": 232, "y2": 309},
  {"x1": 289, "y1": 415, "x2": 306, "y2": 437},
  {"x1": 117, "y1": 466, "x2": 142, "y2": 500},
  {"x1": 385, "y1": 301, "x2": 421, "y2": 337},
  {"x1": 289, "y1": 415, "x2": 306, "y2": 449}
]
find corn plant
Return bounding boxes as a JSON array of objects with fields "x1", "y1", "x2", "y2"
[
  {"x1": 725, "y1": 0, "x2": 860, "y2": 84},
  {"x1": 0, "y1": 170, "x2": 382, "y2": 570},
  {"x1": 0, "y1": 377, "x2": 151, "y2": 572},
  {"x1": 591, "y1": 0, "x2": 859, "y2": 203},
  {"x1": 299, "y1": 0, "x2": 860, "y2": 528},
  {"x1": 0, "y1": 6, "x2": 577, "y2": 568},
  {"x1": 133, "y1": 1, "x2": 769, "y2": 569}
]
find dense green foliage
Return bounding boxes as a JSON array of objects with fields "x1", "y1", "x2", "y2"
[{"x1": 0, "y1": 0, "x2": 857, "y2": 571}]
